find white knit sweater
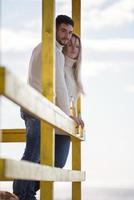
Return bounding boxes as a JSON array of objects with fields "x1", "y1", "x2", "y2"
[
  {"x1": 28, "y1": 42, "x2": 78, "y2": 116},
  {"x1": 64, "y1": 56, "x2": 78, "y2": 108},
  {"x1": 55, "y1": 42, "x2": 70, "y2": 115}
]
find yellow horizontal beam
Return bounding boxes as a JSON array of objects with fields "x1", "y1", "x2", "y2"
[
  {"x1": 1, "y1": 129, "x2": 25, "y2": 142},
  {"x1": 0, "y1": 158, "x2": 86, "y2": 182},
  {"x1": 1, "y1": 129, "x2": 85, "y2": 143},
  {"x1": 0, "y1": 177, "x2": 13, "y2": 181}
]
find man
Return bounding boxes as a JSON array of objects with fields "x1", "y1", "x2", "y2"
[{"x1": 13, "y1": 15, "x2": 76, "y2": 200}]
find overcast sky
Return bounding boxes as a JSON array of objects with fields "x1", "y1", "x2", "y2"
[{"x1": 0, "y1": 0, "x2": 134, "y2": 189}]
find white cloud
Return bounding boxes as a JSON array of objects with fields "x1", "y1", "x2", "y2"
[
  {"x1": 82, "y1": 61, "x2": 114, "y2": 77},
  {"x1": 82, "y1": 61, "x2": 134, "y2": 77},
  {"x1": 82, "y1": 0, "x2": 134, "y2": 30},
  {"x1": 126, "y1": 84, "x2": 134, "y2": 93},
  {"x1": 56, "y1": 0, "x2": 71, "y2": 16},
  {"x1": 82, "y1": 0, "x2": 107, "y2": 9},
  {"x1": 82, "y1": 38, "x2": 134, "y2": 52},
  {"x1": 1, "y1": 29, "x2": 41, "y2": 52},
  {"x1": 81, "y1": 38, "x2": 134, "y2": 77},
  {"x1": 23, "y1": 19, "x2": 41, "y2": 30}
]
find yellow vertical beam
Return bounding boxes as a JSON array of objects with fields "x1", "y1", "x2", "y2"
[
  {"x1": 72, "y1": 0, "x2": 81, "y2": 113},
  {"x1": 72, "y1": 0, "x2": 81, "y2": 35},
  {"x1": 41, "y1": 0, "x2": 55, "y2": 200},
  {"x1": 0, "y1": 67, "x2": 5, "y2": 144},
  {"x1": 72, "y1": 0, "x2": 82, "y2": 200},
  {"x1": 0, "y1": 159, "x2": 5, "y2": 179},
  {"x1": 0, "y1": 67, "x2": 5, "y2": 95},
  {"x1": 72, "y1": 137, "x2": 81, "y2": 200}
]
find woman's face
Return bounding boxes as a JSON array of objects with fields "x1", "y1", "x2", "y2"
[{"x1": 65, "y1": 36, "x2": 80, "y2": 59}]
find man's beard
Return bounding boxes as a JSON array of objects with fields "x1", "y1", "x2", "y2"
[{"x1": 59, "y1": 38, "x2": 69, "y2": 46}]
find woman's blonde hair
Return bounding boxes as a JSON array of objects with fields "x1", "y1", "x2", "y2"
[{"x1": 63, "y1": 33, "x2": 84, "y2": 95}]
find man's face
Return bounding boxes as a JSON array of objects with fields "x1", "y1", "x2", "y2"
[{"x1": 56, "y1": 23, "x2": 73, "y2": 46}]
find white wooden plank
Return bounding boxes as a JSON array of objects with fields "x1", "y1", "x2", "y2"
[
  {"x1": 1, "y1": 68, "x2": 84, "y2": 140},
  {"x1": 0, "y1": 158, "x2": 85, "y2": 182}
]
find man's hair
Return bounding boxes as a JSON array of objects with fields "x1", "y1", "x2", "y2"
[{"x1": 56, "y1": 15, "x2": 74, "y2": 28}]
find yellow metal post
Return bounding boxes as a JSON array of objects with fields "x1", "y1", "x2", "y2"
[
  {"x1": 41, "y1": 0, "x2": 55, "y2": 200},
  {"x1": 0, "y1": 67, "x2": 5, "y2": 95},
  {"x1": 72, "y1": 0, "x2": 81, "y2": 112},
  {"x1": 72, "y1": 0, "x2": 81, "y2": 35},
  {"x1": 72, "y1": 0, "x2": 82, "y2": 199},
  {"x1": 0, "y1": 67, "x2": 5, "y2": 145},
  {"x1": 0, "y1": 159, "x2": 5, "y2": 180},
  {"x1": 72, "y1": 137, "x2": 81, "y2": 200},
  {"x1": 72, "y1": 0, "x2": 81, "y2": 113}
]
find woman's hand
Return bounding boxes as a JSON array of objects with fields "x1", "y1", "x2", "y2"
[{"x1": 70, "y1": 115, "x2": 84, "y2": 129}]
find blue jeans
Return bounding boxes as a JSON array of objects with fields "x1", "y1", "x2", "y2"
[{"x1": 13, "y1": 111, "x2": 70, "y2": 200}]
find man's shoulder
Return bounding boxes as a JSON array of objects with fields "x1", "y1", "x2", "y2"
[
  {"x1": 32, "y1": 43, "x2": 42, "y2": 54},
  {"x1": 30, "y1": 43, "x2": 42, "y2": 60}
]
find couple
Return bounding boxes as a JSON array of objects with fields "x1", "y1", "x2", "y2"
[{"x1": 12, "y1": 15, "x2": 84, "y2": 200}]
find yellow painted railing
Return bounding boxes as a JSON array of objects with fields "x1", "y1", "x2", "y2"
[{"x1": 0, "y1": 0, "x2": 85, "y2": 199}]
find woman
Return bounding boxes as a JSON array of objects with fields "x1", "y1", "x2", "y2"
[
  {"x1": 55, "y1": 33, "x2": 84, "y2": 167},
  {"x1": 63, "y1": 33, "x2": 84, "y2": 126}
]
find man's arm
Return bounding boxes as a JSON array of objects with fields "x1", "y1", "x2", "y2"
[
  {"x1": 55, "y1": 50, "x2": 70, "y2": 116},
  {"x1": 28, "y1": 43, "x2": 42, "y2": 93}
]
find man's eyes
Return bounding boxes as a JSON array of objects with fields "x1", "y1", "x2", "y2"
[
  {"x1": 68, "y1": 44, "x2": 79, "y2": 48},
  {"x1": 60, "y1": 29, "x2": 72, "y2": 35}
]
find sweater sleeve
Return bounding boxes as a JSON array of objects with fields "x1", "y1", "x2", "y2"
[
  {"x1": 28, "y1": 43, "x2": 42, "y2": 93},
  {"x1": 55, "y1": 49, "x2": 70, "y2": 116}
]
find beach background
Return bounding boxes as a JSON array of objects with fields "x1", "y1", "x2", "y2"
[{"x1": 0, "y1": 0, "x2": 134, "y2": 199}]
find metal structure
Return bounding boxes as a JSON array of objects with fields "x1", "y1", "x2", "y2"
[{"x1": 0, "y1": 0, "x2": 85, "y2": 199}]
